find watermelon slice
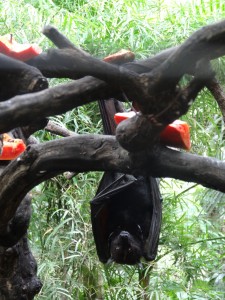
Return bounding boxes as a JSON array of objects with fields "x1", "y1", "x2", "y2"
[
  {"x1": 114, "y1": 111, "x2": 136, "y2": 124},
  {"x1": 160, "y1": 120, "x2": 191, "y2": 150},
  {"x1": 0, "y1": 133, "x2": 26, "y2": 160},
  {"x1": 114, "y1": 112, "x2": 191, "y2": 150},
  {"x1": 0, "y1": 34, "x2": 42, "y2": 61}
]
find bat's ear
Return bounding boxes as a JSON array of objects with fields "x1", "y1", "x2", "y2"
[
  {"x1": 137, "y1": 224, "x2": 143, "y2": 241},
  {"x1": 106, "y1": 257, "x2": 114, "y2": 264}
]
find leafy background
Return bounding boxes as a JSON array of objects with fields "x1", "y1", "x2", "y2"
[{"x1": 0, "y1": 0, "x2": 225, "y2": 299}]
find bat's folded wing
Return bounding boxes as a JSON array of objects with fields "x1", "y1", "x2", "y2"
[
  {"x1": 90, "y1": 172, "x2": 136, "y2": 262},
  {"x1": 144, "y1": 177, "x2": 162, "y2": 261}
]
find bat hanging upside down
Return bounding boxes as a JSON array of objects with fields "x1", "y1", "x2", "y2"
[
  {"x1": 91, "y1": 172, "x2": 162, "y2": 265},
  {"x1": 90, "y1": 98, "x2": 162, "y2": 265}
]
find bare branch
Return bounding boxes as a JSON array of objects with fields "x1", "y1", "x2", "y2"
[
  {"x1": 43, "y1": 25, "x2": 91, "y2": 54},
  {"x1": 45, "y1": 120, "x2": 76, "y2": 137},
  {"x1": 1, "y1": 21, "x2": 225, "y2": 156},
  {"x1": 0, "y1": 76, "x2": 117, "y2": 133},
  {"x1": 28, "y1": 20, "x2": 225, "y2": 93},
  {"x1": 27, "y1": 47, "x2": 138, "y2": 89},
  {"x1": 206, "y1": 78, "x2": 225, "y2": 121},
  {"x1": 1, "y1": 135, "x2": 225, "y2": 229},
  {"x1": 26, "y1": 20, "x2": 225, "y2": 130},
  {"x1": 149, "y1": 146, "x2": 225, "y2": 192},
  {"x1": 151, "y1": 19, "x2": 225, "y2": 89},
  {"x1": 0, "y1": 54, "x2": 48, "y2": 101}
]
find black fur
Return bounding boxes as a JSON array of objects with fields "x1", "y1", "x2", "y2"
[{"x1": 91, "y1": 173, "x2": 162, "y2": 265}]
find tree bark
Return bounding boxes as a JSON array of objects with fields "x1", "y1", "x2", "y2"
[
  {"x1": 0, "y1": 53, "x2": 48, "y2": 299},
  {"x1": 0, "y1": 236, "x2": 42, "y2": 299},
  {"x1": 0, "y1": 195, "x2": 42, "y2": 299},
  {"x1": 0, "y1": 54, "x2": 48, "y2": 101}
]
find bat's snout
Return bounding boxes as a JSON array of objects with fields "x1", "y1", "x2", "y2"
[{"x1": 119, "y1": 231, "x2": 129, "y2": 240}]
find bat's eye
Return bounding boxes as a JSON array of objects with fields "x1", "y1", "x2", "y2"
[
  {"x1": 115, "y1": 246, "x2": 120, "y2": 251},
  {"x1": 128, "y1": 247, "x2": 132, "y2": 253}
]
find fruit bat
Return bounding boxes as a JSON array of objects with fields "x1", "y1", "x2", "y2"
[{"x1": 90, "y1": 99, "x2": 162, "y2": 265}]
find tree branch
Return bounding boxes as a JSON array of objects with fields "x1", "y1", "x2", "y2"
[
  {"x1": 25, "y1": 20, "x2": 225, "y2": 144},
  {"x1": 150, "y1": 19, "x2": 225, "y2": 90},
  {"x1": 45, "y1": 120, "x2": 76, "y2": 137},
  {"x1": 0, "y1": 54, "x2": 48, "y2": 101},
  {"x1": 0, "y1": 76, "x2": 117, "y2": 133},
  {"x1": 43, "y1": 25, "x2": 91, "y2": 54},
  {"x1": 1, "y1": 135, "x2": 225, "y2": 229},
  {"x1": 3, "y1": 20, "x2": 225, "y2": 143},
  {"x1": 27, "y1": 20, "x2": 225, "y2": 110},
  {"x1": 116, "y1": 60, "x2": 213, "y2": 152},
  {"x1": 206, "y1": 78, "x2": 225, "y2": 122}
]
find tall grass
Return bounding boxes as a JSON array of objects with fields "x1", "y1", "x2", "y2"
[{"x1": 1, "y1": 0, "x2": 225, "y2": 299}]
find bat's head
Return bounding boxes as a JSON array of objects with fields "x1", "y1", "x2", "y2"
[{"x1": 109, "y1": 230, "x2": 143, "y2": 265}]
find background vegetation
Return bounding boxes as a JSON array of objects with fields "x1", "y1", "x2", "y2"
[{"x1": 1, "y1": 0, "x2": 225, "y2": 299}]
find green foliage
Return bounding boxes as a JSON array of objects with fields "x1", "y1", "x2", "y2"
[{"x1": 1, "y1": 0, "x2": 225, "y2": 299}]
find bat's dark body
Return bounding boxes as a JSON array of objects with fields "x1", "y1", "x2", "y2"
[{"x1": 91, "y1": 99, "x2": 162, "y2": 265}]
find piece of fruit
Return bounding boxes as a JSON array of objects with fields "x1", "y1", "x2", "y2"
[
  {"x1": 114, "y1": 111, "x2": 136, "y2": 124},
  {"x1": 0, "y1": 133, "x2": 26, "y2": 160},
  {"x1": 160, "y1": 120, "x2": 191, "y2": 150},
  {"x1": 0, "y1": 34, "x2": 42, "y2": 61},
  {"x1": 114, "y1": 112, "x2": 191, "y2": 150},
  {"x1": 103, "y1": 49, "x2": 135, "y2": 64}
]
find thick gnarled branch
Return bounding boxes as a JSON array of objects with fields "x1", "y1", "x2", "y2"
[
  {"x1": 13, "y1": 20, "x2": 225, "y2": 150},
  {"x1": 0, "y1": 77, "x2": 116, "y2": 133},
  {"x1": 27, "y1": 20, "x2": 225, "y2": 114},
  {"x1": 1, "y1": 135, "x2": 225, "y2": 229},
  {"x1": 206, "y1": 78, "x2": 225, "y2": 121},
  {"x1": 0, "y1": 54, "x2": 48, "y2": 101}
]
